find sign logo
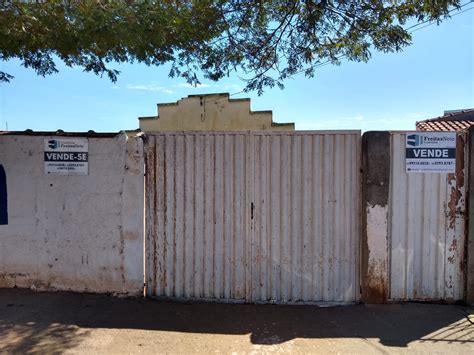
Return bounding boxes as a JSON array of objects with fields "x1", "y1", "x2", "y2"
[
  {"x1": 406, "y1": 134, "x2": 422, "y2": 147},
  {"x1": 48, "y1": 139, "x2": 60, "y2": 149}
]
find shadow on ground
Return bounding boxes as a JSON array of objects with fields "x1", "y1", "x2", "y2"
[{"x1": 0, "y1": 288, "x2": 472, "y2": 352}]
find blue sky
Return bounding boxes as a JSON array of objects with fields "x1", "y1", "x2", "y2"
[{"x1": 0, "y1": 6, "x2": 472, "y2": 133}]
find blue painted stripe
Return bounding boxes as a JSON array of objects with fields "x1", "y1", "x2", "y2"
[{"x1": 0, "y1": 164, "x2": 7, "y2": 225}]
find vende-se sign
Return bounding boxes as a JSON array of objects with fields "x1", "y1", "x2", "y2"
[
  {"x1": 44, "y1": 138, "x2": 89, "y2": 175},
  {"x1": 406, "y1": 132, "x2": 456, "y2": 173}
]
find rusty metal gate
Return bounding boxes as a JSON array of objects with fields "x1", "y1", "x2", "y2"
[
  {"x1": 145, "y1": 131, "x2": 361, "y2": 304},
  {"x1": 389, "y1": 132, "x2": 467, "y2": 301}
]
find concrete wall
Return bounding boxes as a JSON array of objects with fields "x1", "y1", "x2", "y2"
[
  {"x1": 0, "y1": 132, "x2": 144, "y2": 296},
  {"x1": 361, "y1": 132, "x2": 390, "y2": 303},
  {"x1": 139, "y1": 93, "x2": 294, "y2": 131}
]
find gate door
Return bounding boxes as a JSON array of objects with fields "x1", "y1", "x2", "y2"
[
  {"x1": 145, "y1": 132, "x2": 250, "y2": 301},
  {"x1": 145, "y1": 131, "x2": 361, "y2": 303},
  {"x1": 251, "y1": 132, "x2": 360, "y2": 303}
]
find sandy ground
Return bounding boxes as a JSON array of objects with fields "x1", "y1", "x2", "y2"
[{"x1": 0, "y1": 288, "x2": 473, "y2": 354}]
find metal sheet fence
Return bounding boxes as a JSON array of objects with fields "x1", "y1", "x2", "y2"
[
  {"x1": 251, "y1": 133, "x2": 360, "y2": 303},
  {"x1": 145, "y1": 131, "x2": 361, "y2": 303},
  {"x1": 389, "y1": 132, "x2": 467, "y2": 301},
  {"x1": 145, "y1": 133, "x2": 249, "y2": 300}
]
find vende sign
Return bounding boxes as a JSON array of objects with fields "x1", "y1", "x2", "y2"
[
  {"x1": 44, "y1": 138, "x2": 88, "y2": 175},
  {"x1": 406, "y1": 132, "x2": 456, "y2": 173}
]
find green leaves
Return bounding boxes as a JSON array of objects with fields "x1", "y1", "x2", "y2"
[
  {"x1": 0, "y1": 0, "x2": 221, "y2": 82},
  {"x1": 0, "y1": 0, "x2": 462, "y2": 92}
]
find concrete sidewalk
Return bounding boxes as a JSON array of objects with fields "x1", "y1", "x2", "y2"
[{"x1": 0, "y1": 288, "x2": 473, "y2": 354}]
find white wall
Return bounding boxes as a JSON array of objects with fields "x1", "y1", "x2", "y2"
[{"x1": 0, "y1": 133, "x2": 144, "y2": 295}]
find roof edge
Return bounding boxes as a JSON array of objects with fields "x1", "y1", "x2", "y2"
[
  {"x1": 419, "y1": 108, "x2": 474, "y2": 123},
  {"x1": 138, "y1": 116, "x2": 158, "y2": 120}
]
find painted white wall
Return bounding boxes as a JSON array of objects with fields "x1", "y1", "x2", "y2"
[
  {"x1": 0, "y1": 133, "x2": 144, "y2": 295},
  {"x1": 366, "y1": 204, "x2": 388, "y2": 294}
]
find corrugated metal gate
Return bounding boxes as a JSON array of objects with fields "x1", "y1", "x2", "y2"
[
  {"x1": 145, "y1": 132, "x2": 249, "y2": 301},
  {"x1": 389, "y1": 132, "x2": 467, "y2": 301},
  {"x1": 145, "y1": 131, "x2": 361, "y2": 304}
]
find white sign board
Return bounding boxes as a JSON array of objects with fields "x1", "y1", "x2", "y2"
[
  {"x1": 44, "y1": 138, "x2": 88, "y2": 175},
  {"x1": 406, "y1": 132, "x2": 456, "y2": 173}
]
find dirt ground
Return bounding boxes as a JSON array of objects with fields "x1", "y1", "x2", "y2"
[{"x1": 0, "y1": 288, "x2": 473, "y2": 354}]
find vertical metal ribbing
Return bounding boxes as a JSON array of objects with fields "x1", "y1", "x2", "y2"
[
  {"x1": 389, "y1": 132, "x2": 466, "y2": 301},
  {"x1": 147, "y1": 131, "x2": 361, "y2": 304},
  {"x1": 251, "y1": 131, "x2": 360, "y2": 303}
]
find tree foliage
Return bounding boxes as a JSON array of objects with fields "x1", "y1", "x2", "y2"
[{"x1": 0, "y1": 0, "x2": 462, "y2": 93}]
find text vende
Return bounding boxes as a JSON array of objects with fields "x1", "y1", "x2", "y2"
[
  {"x1": 406, "y1": 148, "x2": 456, "y2": 159},
  {"x1": 44, "y1": 152, "x2": 88, "y2": 162}
]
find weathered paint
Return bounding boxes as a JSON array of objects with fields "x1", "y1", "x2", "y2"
[
  {"x1": 0, "y1": 133, "x2": 144, "y2": 295},
  {"x1": 365, "y1": 205, "x2": 388, "y2": 301},
  {"x1": 0, "y1": 164, "x2": 7, "y2": 225},
  {"x1": 361, "y1": 131, "x2": 390, "y2": 303},
  {"x1": 139, "y1": 93, "x2": 294, "y2": 132},
  {"x1": 389, "y1": 132, "x2": 466, "y2": 301},
  {"x1": 146, "y1": 131, "x2": 361, "y2": 304},
  {"x1": 251, "y1": 132, "x2": 361, "y2": 303},
  {"x1": 467, "y1": 126, "x2": 474, "y2": 305},
  {"x1": 145, "y1": 132, "x2": 249, "y2": 301}
]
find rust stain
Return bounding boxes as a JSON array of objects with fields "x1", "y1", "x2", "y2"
[
  {"x1": 448, "y1": 237, "x2": 457, "y2": 263},
  {"x1": 455, "y1": 134, "x2": 465, "y2": 187},
  {"x1": 449, "y1": 238, "x2": 458, "y2": 252},
  {"x1": 364, "y1": 260, "x2": 388, "y2": 304},
  {"x1": 447, "y1": 186, "x2": 461, "y2": 230},
  {"x1": 445, "y1": 275, "x2": 454, "y2": 289},
  {"x1": 447, "y1": 134, "x2": 465, "y2": 230}
]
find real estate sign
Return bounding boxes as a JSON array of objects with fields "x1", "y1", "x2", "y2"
[
  {"x1": 405, "y1": 132, "x2": 456, "y2": 173},
  {"x1": 44, "y1": 138, "x2": 89, "y2": 175}
]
